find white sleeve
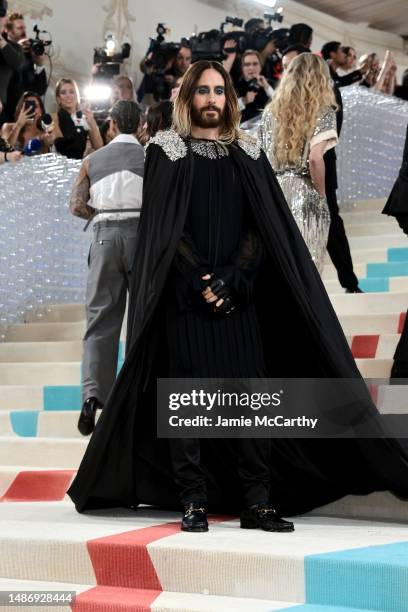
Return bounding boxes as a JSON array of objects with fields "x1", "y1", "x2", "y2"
[{"x1": 310, "y1": 106, "x2": 338, "y2": 153}]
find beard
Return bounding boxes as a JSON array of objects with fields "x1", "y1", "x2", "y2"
[{"x1": 191, "y1": 105, "x2": 224, "y2": 129}]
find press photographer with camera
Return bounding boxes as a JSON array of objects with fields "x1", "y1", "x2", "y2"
[
  {"x1": 236, "y1": 49, "x2": 274, "y2": 123},
  {"x1": 0, "y1": 2, "x2": 24, "y2": 123},
  {"x1": 51, "y1": 78, "x2": 103, "y2": 159},
  {"x1": 3, "y1": 13, "x2": 48, "y2": 123},
  {"x1": 137, "y1": 29, "x2": 192, "y2": 104},
  {"x1": 1, "y1": 90, "x2": 54, "y2": 154}
]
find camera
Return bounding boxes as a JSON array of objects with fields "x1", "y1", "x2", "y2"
[
  {"x1": 143, "y1": 24, "x2": 181, "y2": 100},
  {"x1": 93, "y1": 35, "x2": 131, "y2": 79},
  {"x1": 246, "y1": 78, "x2": 261, "y2": 93},
  {"x1": 28, "y1": 24, "x2": 52, "y2": 56}
]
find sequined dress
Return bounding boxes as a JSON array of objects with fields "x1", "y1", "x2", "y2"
[{"x1": 259, "y1": 106, "x2": 338, "y2": 272}]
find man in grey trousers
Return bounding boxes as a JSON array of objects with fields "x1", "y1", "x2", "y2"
[{"x1": 69, "y1": 100, "x2": 144, "y2": 435}]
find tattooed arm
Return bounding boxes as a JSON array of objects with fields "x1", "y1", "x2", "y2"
[{"x1": 69, "y1": 159, "x2": 94, "y2": 220}]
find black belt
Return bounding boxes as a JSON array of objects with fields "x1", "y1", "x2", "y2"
[{"x1": 83, "y1": 208, "x2": 141, "y2": 232}]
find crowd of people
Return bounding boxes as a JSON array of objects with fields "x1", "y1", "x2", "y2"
[
  {"x1": 1, "y1": 12, "x2": 408, "y2": 167},
  {"x1": 2, "y1": 9, "x2": 408, "y2": 532}
]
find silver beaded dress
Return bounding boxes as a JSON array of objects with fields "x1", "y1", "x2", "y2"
[{"x1": 259, "y1": 106, "x2": 338, "y2": 273}]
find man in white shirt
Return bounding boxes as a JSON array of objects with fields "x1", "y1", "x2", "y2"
[{"x1": 69, "y1": 100, "x2": 144, "y2": 435}]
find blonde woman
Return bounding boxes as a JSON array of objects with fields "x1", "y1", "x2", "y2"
[{"x1": 259, "y1": 53, "x2": 338, "y2": 272}]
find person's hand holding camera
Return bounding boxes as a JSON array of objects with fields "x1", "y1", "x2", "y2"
[{"x1": 83, "y1": 106, "x2": 97, "y2": 128}]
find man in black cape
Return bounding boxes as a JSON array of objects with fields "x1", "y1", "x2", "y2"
[{"x1": 67, "y1": 61, "x2": 408, "y2": 530}]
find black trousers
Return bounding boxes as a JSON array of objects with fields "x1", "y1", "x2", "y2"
[
  {"x1": 325, "y1": 159, "x2": 359, "y2": 290},
  {"x1": 169, "y1": 438, "x2": 270, "y2": 507}
]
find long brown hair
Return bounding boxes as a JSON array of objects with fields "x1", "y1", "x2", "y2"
[
  {"x1": 266, "y1": 53, "x2": 337, "y2": 168},
  {"x1": 172, "y1": 60, "x2": 240, "y2": 144}
]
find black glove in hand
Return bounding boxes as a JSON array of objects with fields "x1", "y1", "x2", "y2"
[{"x1": 202, "y1": 274, "x2": 236, "y2": 315}]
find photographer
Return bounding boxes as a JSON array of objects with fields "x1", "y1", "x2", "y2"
[
  {"x1": 3, "y1": 13, "x2": 47, "y2": 122},
  {"x1": 0, "y1": 8, "x2": 24, "y2": 122},
  {"x1": 236, "y1": 49, "x2": 274, "y2": 123}
]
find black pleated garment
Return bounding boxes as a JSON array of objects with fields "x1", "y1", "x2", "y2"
[{"x1": 165, "y1": 140, "x2": 266, "y2": 378}]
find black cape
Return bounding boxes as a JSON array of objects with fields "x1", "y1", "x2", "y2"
[
  {"x1": 67, "y1": 131, "x2": 408, "y2": 516},
  {"x1": 383, "y1": 124, "x2": 408, "y2": 235}
]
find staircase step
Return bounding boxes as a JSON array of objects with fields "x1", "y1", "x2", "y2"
[
  {"x1": 0, "y1": 362, "x2": 81, "y2": 385},
  {"x1": 355, "y1": 358, "x2": 392, "y2": 378},
  {"x1": 348, "y1": 234, "x2": 408, "y2": 250},
  {"x1": 0, "y1": 341, "x2": 83, "y2": 363},
  {"x1": 331, "y1": 292, "x2": 408, "y2": 315},
  {"x1": 0, "y1": 503, "x2": 407, "y2": 608},
  {"x1": 0, "y1": 410, "x2": 99, "y2": 438},
  {"x1": 341, "y1": 211, "x2": 393, "y2": 225},
  {"x1": 352, "y1": 198, "x2": 386, "y2": 212},
  {"x1": 338, "y1": 313, "x2": 401, "y2": 335},
  {"x1": 5, "y1": 322, "x2": 86, "y2": 342},
  {"x1": 30, "y1": 303, "x2": 86, "y2": 323},
  {"x1": 0, "y1": 579, "x2": 295, "y2": 612},
  {"x1": 345, "y1": 222, "x2": 400, "y2": 236},
  {"x1": 0, "y1": 437, "x2": 86, "y2": 467}
]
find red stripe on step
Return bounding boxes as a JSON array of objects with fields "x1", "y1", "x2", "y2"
[
  {"x1": 87, "y1": 515, "x2": 233, "y2": 591},
  {"x1": 368, "y1": 383, "x2": 379, "y2": 406},
  {"x1": 72, "y1": 585, "x2": 161, "y2": 611},
  {"x1": 0, "y1": 470, "x2": 75, "y2": 502},
  {"x1": 398, "y1": 312, "x2": 407, "y2": 334},
  {"x1": 351, "y1": 335, "x2": 379, "y2": 359}
]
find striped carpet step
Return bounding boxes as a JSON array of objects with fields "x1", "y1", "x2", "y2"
[
  {"x1": 0, "y1": 579, "x2": 293, "y2": 612},
  {"x1": 330, "y1": 292, "x2": 408, "y2": 315},
  {"x1": 339, "y1": 312, "x2": 405, "y2": 335},
  {"x1": 348, "y1": 234, "x2": 408, "y2": 250},
  {"x1": 355, "y1": 358, "x2": 392, "y2": 378},
  {"x1": 325, "y1": 277, "x2": 408, "y2": 294},
  {"x1": 0, "y1": 437, "x2": 86, "y2": 467},
  {"x1": 0, "y1": 362, "x2": 81, "y2": 385},
  {"x1": 0, "y1": 340, "x2": 125, "y2": 364},
  {"x1": 0, "y1": 503, "x2": 407, "y2": 610},
  {"x1": 2, "y1": 468, "x2": 408, "y2": 523},
  {"x1": 353, "y1": 198, "x2": 387, "y2": 212},
  {"x1": 347, "y1": 334, "x2": 400, "y2": 359}
]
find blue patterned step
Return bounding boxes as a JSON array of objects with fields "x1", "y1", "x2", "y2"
[
  {"x1": 388, "y1": 247, "x2": 408, "y2": 262},
  {"x1": 358, "y1": 277, "x2": 389, "y2": 293},
  {"x1": 366, "y1": 262, "x2": 408, "y2": 278}
]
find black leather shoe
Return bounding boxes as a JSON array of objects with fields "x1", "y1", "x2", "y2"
[
  {"x1": 77, "y1": 397, "x2": 103, "y2": 436},
  {"x1": 181, "y1": 502, "x2": 209, "y2": 532},
  {"x1": 240, "y1": 503, "x2": 294, "y2": 532},
  {"x1": 345, "y1": 287, "x2": 364, "y2": 293}
]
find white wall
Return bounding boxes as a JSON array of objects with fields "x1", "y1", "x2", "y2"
[{"x1": 9, "y1": 0, "x2": 408, "y2": 104}]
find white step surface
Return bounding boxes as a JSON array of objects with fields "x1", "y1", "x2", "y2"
[
  {"x1": 331, "y1": 292, "x2": 408, "y2": 315},
  {"x1": 5, "y1": 322, "x2": 86, "y2": 342},
  {"x1": 0, "y1": 437, "x2": 86, "y2": 467},
  {"x1": 338, "y1": 313, "x2": 401, "y2": 335},
  {"x1": 0, "y1": 362, "x2": 80, "y2": 386},
  {"x1": 0, "y1": 341, "x2": 82, "y2": 363}
]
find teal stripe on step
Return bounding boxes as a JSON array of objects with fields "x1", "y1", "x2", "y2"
[
  {"x1": 305, "y1": 541, "x2": 408, "y2": 611},
  {"x1": 10, "y1": 411, "x2": 38, "y2": 436},
  {"x1": 119, "y1": 340, "x2": 124, "y2": 361},
  {"x1": 358, "y1": 277, "x2": 389, "y2": 292},
  {"x1": 43, "y1": 386, "x2": 81, "y2": 411},
  {"x1": 367, "y1": 262, "x2": 408, "y2": 278},
  {"x1": 281, "y1": 605, "x2": 374, "y2": 611},
  {"x1": 388, "y1": 248, "x2": 408, "y2": 262}
]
